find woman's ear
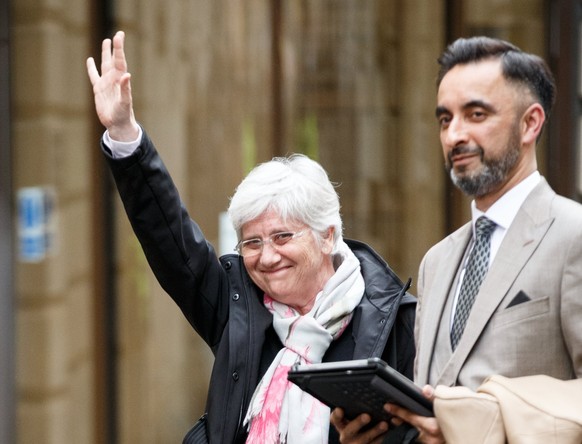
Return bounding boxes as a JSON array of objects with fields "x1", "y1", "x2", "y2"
[{"x1": 321, "y1": 227, "x2": 335, "y2": 254}]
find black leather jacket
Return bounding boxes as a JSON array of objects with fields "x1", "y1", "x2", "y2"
[{"x1": 103, "y1": 130, "x2": 417, "y2": 443}]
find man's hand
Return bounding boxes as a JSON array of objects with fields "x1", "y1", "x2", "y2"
[
  {"x1": 385, "y1": 385, "x2": 445, "y2": 444},
  {"x1": 86, "y1": 30, "x2": 139, "y2": 141},
  {"x1": 330, "y1": 408, "x2": 389, "y2": 444}
]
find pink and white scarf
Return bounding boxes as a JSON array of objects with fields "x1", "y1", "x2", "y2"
[{"x1": 244, "y1": 241, "x2": 365, "y2": 444}]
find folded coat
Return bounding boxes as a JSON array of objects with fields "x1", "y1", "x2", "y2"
[{"x1": 434, "y1": 375, "x2": 582, "y2": 444}]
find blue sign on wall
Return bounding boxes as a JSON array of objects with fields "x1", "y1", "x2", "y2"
[{"x1": 17, "y1": 187, "x2": 56, "y2": 263}]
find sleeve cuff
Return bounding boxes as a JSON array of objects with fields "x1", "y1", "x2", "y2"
[{"x1": 102, "y1": 126, "x2": 143, "y2": 158}]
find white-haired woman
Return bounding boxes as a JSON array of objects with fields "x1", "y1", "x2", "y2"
[{"x1": 87, "y1": 31, "x2": 416, "y2": 444}]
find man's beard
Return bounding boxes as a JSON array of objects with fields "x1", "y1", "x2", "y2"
[{"x1": 446, "y1": 130, "x2": 521, "y2": 197}]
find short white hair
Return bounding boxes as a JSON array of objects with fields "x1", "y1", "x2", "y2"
[{"x1": 227, "y1": 154, "x2": 343, "y2": 252}]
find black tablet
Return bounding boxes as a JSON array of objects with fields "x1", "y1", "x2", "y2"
[{"x1": 287, "y1": 357, "x2": 433, "y2": 424}]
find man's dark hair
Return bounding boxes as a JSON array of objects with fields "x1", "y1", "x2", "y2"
[{"x1": 437, "y1": 36, "x2": 556, "y2": 120}]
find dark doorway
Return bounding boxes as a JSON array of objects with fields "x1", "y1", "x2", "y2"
[{"x1": 0, "y1": 0, "x2": 15, "y2": 442}]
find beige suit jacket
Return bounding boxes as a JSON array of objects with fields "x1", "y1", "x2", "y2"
[{"x1": 415, "y1": 178, "x2": 582, "y2": 390}]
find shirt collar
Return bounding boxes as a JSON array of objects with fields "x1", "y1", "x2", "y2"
[{"x1": 470, "y1": 171, "x2": 541, "y2": 232}]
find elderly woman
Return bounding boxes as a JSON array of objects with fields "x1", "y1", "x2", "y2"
[{"x1": 87, "y1": 31, "x2": 416, "y2": 444}]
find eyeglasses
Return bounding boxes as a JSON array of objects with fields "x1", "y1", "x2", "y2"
[{"x1": 235, "y1": 231, "x2": 306, "y2": 257}]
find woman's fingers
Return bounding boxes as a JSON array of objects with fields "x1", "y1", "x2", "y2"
[
  {"x1": 331, "y1": 409, "x2": 388, "y2": 444},
  {"x1": 100, "y1": 37, "x2": 112, "y2": 74},
  {"x1": 86, "y1": 57, "x2": 100, "y2": 86},
  {"x1": 112, "y1": 31, "x2": 127, "y2": 73}
]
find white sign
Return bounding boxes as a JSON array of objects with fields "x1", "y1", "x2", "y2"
[{"x1": 218, "y1": 211, "x2": 238, "y2": 256}]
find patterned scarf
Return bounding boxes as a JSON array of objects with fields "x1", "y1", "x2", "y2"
[{"x1": 244, "y1": 241, "x2": 365, "y2": 443}]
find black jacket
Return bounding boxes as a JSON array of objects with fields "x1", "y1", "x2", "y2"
[{"x1": 103, "y1": 130, "x2": 417, "y2": 443}]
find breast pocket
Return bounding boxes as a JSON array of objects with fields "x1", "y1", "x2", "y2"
[{"x1": 493, "y1": 296, "x2": 550, "y2": 327}]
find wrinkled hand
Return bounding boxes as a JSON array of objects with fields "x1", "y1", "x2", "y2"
[
  {"x1": 330, "y1": 408, "x2": 388, "y2": 444},
  {"x1": 385, "y1": 385, "x2": 445, "y2": 444},
  {"x1": 86, "y1": 30, "x2": 139, "y2": 141}
]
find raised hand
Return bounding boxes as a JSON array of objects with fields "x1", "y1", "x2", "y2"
[{"x1": 86, "y1": 30, "x2": 139, "y2": 141}]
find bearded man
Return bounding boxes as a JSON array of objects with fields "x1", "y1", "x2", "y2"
[{"x1": 332, "y1": 36, "x2": 582, "y2": 444}]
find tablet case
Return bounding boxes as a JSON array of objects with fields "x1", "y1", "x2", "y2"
[{"x1": 287, "y1": 357, "x2": 433, "y2": 424}]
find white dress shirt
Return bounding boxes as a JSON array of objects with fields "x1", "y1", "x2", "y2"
[{"x1": 450, "y1": 171, "x2": 541, "y2": 328}]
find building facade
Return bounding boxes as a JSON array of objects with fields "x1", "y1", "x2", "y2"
[{"x1": 1, "y1": 0, "x2": 580, "y2": 443}]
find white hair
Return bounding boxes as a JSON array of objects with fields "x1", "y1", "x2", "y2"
[{"x1": 227, "y1": 154, "x2": 343, "y2": 252}]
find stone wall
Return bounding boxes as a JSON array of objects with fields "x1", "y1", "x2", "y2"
[
  {"x1": 9, "y1": 0, "x2": 548, "y2": 443},
  {"x1": 10, "y1": 5, "x2": 439, "y2": 442},
  {"x1": 12, "y1": 0, "x2": 97, "y2": 441}
]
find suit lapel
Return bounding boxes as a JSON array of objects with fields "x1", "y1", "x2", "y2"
[
  {"x1": 416, "y1": 224, "x2": 471, "y2": 385},
  {"x1": 436, "y1": 180, "x2": 555, "y2": 386}
]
